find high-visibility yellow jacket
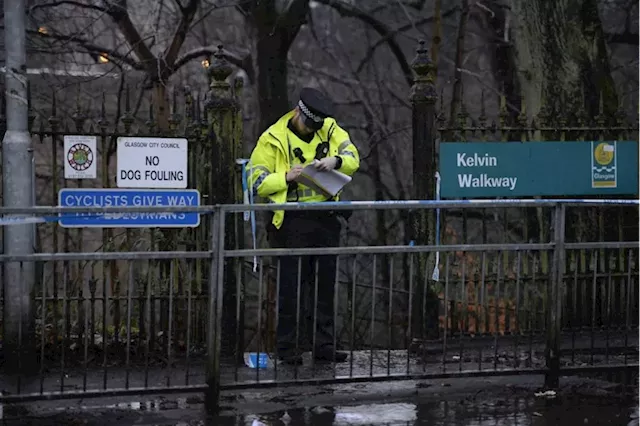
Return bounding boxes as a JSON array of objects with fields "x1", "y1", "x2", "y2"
[{"x1": 247, "y1": 110, "x2": 360, "y2": 229}]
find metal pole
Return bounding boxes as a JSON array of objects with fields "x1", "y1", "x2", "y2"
[
  {"x1": 205, "y1": 208, "x2": 223, "y2": 414},
  {"x1": 545, "y1": 203, "x2": 566, "y2": 388},
  {"x1": 2, "y1": 0, "x2": 35, "y2": 375}
]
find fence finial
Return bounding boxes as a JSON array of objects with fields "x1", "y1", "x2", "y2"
[
  {"x1": 615, "y1": 96, "x2": 627, "y2": 128},
  {"x1": 498, "y1": 84, "x2": 508, "y2": 128},
  {"x1": 121, "y1": 85, "x2": 134, "y2": 132},
  {"x1": 479, "y1": 89, "x2": 486, "y2": 126},
  {"x1": 457, "y1": 85, "x2": 467, "y2": 119},
  {"x1": 98, "y1": 92, "x2": 109, "y2": 128},
  {"x1": 596, "y1": 91, "x2": 606, "y2": 127},
  {"x1": 28, "y1": 81, "x2": 35, "y2": 130},
  {"x1": 208, "y1": 45, "x2": 233, "y2": 88},
  {"x1": 72, "y1": 88, "x2": 86, "y2": 132},
  {"x1": 577, "y1": 88, "x2": 588, "y2": 128},
  {"x1": 234, "y1": 75, "x2": 244, "y2": 100},
  {"x1": 146, "y1": 92, "x2": 156, "y2": 133},
  {"x1": 0, "y1": 82, "x2": 6, "y2": 134},
  {"x1": 410, "y1": 40, "x2": 436, "y2": 104},
  {"x1": 48, "y1": 89, "x2": 59, "y2": 129},
  {"x1": 195, "y1": 92, "x2": 201, "y2": 121},
  {"x1": 411, "y1": 40, "x2": 432, "y2": 79},
  {"x1": 183, "y1": 85, "x2": 194, "y2": 122},
  {"x1": 169, "y1": 89, "x2": 180, "y2": 132},
  {"x1": 517, "y1": 96, "x2": 528, "y2": 137}
]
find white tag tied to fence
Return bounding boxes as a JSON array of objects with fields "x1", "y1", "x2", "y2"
[
  {"x1": 236, "y1": 158, "x2": 258, "y2": 272},
  {"x1": 237, "y1": 158, "x2": 251, "y2": 222},
  {"x1": 432, "y1": 171, "x2": 441, "y2": 282}
]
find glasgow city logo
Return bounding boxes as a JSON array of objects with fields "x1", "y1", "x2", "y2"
[{"x1": 591, "y1": 141, "x2": 617, "y2": 188}]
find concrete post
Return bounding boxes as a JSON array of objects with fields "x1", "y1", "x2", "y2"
[{"x1": 2, "y1": 0, "x2": 36, "y2": 376}]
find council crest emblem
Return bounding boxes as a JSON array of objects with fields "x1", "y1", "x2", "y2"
[{"x1": 591, "y1": 141, "x2": 617, "y2": 188}]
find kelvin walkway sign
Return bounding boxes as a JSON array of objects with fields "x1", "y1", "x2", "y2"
[{"x1": 439, "y1": 141, "x2": 639, "y2": 198}]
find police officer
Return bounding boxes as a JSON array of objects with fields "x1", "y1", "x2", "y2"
[{"x1": 247, "y1": 87, "x2": 360, "y2": 364}]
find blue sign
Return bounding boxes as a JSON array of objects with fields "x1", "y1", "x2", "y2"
[
  {"x1": 58, "y1": 188, "x2": 201, "y2": 228},
  {"x1": 439, "y1": 140, "x2": 639, "y2": 198}
]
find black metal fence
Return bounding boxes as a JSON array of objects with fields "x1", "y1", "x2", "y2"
[{"x1": 0, "y1": 199, "x2": 637, "y2": 412}]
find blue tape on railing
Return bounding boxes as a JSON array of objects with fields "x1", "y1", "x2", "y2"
[
  {"x1": 237, "y1": 158, "x2": 258, "y2": 271},
  {"x1": 223, "y1": 198, "x2": 640, "y2": 210},
  {"x1": 0, "y1": 198, "x2": 636, "y2": 227},
  {"x1": 249, "y1": 165, "x2": 258, "y2": 272},
  {"x1": 237, "y1": 158, "x2": 251, "y2": 222},
  {"x1": 0, "y1": 216, "x2": 55, "y2": 226}
]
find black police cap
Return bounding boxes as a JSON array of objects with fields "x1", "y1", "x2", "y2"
[{"x1": 297, "y1": 87, "x2": 334, "y2": 130}]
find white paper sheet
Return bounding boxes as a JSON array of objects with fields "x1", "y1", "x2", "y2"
[{"x1": 295, "y1": 163, "x2": 352, "y2": 198}]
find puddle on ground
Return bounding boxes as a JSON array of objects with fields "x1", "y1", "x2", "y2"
[
  {"x1": 3, "y1": 393, "x2": 638, "y2": 425},
  {"x1": 225, "y1": 397, "x2": 638, "y2": 426}
]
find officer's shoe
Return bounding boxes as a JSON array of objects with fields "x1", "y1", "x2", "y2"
[
  {"x1": 278, "y1": 353, "x2": 303, "y2": 366},
  {"x1": 314, "y1": 346, "x2": 348, "y2": 363}
]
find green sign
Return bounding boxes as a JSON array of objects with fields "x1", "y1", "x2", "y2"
[{"x1": 439, "y1": 141, "x2": 638, "y2": 198}]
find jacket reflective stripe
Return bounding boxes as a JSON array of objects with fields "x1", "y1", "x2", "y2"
[
  {"x1": 250, "y1": 165, "x2": 272, "y2": 196},
  {"x1": 252, "y1": 172, "x2": 267, "y2": 196},
  {"x1": 287, "y1": 187, "x2": 317, "y2": 201},
  {"x1": 253, "y1": 165, "x2": 270, "y2": 174},
  {"x1": 340, "y1": 151, "x2": 356, "y2": 159},
  {"x1": 337, "y1": 140, "x2": 356, "y2": 159},
  {"x1": 337, "y1": 140, "x2": 352, "y2": 152}
]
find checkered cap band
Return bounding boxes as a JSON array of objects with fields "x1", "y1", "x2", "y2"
[{"x1": 298, "y1": 100, "x2": 324, "y2": 123}]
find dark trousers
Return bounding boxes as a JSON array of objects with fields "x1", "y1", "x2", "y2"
[{"x1": 268, "y1": 211, "x2": 341, "y2": 355}]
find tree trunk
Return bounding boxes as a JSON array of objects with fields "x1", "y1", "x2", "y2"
[
  {"x1": 509, "y1": 0, "x2": 627, "y2": 339},
  {"x1": 430, "y1": 0, "x2": 442, "y2": 81},
  {"x1": 255, "y1": 28, "x2": 293, "y2": 133},
  {"x1": 510, "y1": 0, "x2": 618, "y2": 118},
  {"x1": 251, "y1": 1, "x2": 308, "y2": 133},
  {"x1": 484, "y1": 2, "x2": 521, "y2": 120},
  {"x1": 448, "y1": 0, "x2": 470, "y2": 125},
  {"x1": 153, "y1": 82, "x2": 170, "y2": 133},
  {"x1": 511, "y1": 0, "x2": 621, "y2": 243}
]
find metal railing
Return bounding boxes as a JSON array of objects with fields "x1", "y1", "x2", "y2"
[{"x1": 0, "y1": 199, "x2": 637, "y2": 413}]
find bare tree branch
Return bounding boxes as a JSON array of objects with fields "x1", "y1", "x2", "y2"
[
  {"x1": 172, "y1": 0, "x2": 185, "y2": 11},
  {"x1": 104, "y1": 0, "x2": 156, "y2": 67},
  {"x1": 369, "y1": 0, "x2": 427, "y2": 14},
  {"x1": 314, "y1": 0, "x2": 413, "y2": 86},
  {"x1": 107, "y1": 72, "x2": 128, "y2": 159},
  {"x1": 605, "y1": 30, "x2": 639, "y2": 45},
  {"x1": 281, "y1": 0, "x2": 310, "y2": 32},
  {"x1": 163, "y1": 0, "x2": 199, "y2": 72},
  {"x1": 132, "y1": 74, "x2": 150, "y2": 119},
  {"x1": 356, "y1": 6, "x2": 460, "y2": 74},
  {"x1": 24, "y1": 28, "x2": 146, "y2": 70},
  {"x1": 189, "y1": 0, "x2": 241, "y2": 31},
  {"x1": 449, "y1": 0, "x2": 469, "y2": 125},
  {"x1": 405, "y1": 0, "x2": 427, "y2": 10},
  {"x1": 29, "y1": 0, "x2": 107, "y2": 13}
]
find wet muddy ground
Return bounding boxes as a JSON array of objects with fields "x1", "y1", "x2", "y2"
[
  {"x1": 228, "y1": 397, "x2": 638, "y2": 426},
  {"x1": 2, "y1": 374, "x2": 637, "y2": 425},
  {"x1": 1, "y1": 333, "x2": 637, "y2": 425}
]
